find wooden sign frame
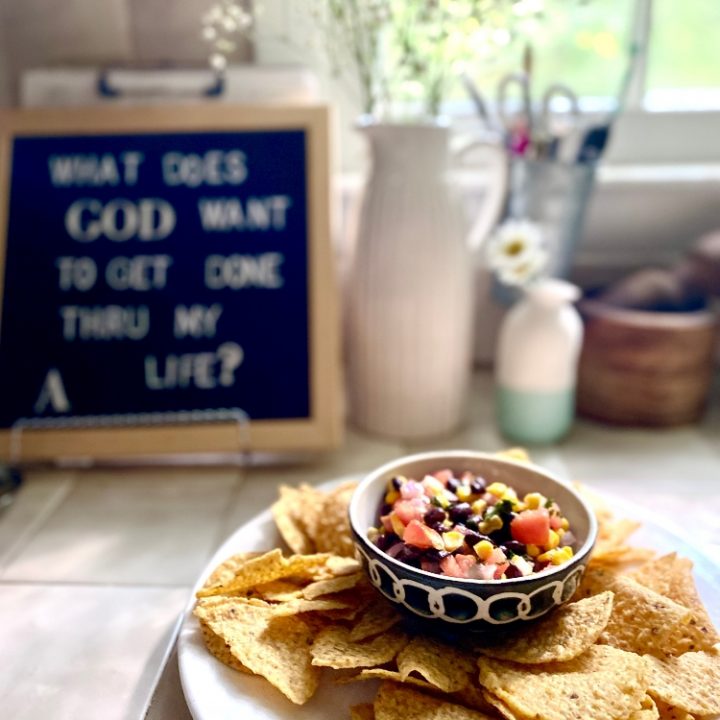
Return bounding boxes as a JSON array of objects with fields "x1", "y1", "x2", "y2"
[{"x1": 0, "y1": 105, "x2": 341, "y2": 462}]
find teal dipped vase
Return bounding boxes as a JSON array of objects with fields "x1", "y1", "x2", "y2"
[{"x1": 495, "y1": 280, "x2": 583, "y2": 444}]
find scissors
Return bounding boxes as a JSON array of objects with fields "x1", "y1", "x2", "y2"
[{"x1": 496, "y1": 72, "x2": 580, "y2": 158}]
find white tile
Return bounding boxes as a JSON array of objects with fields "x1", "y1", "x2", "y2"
[
  {"x1": 1, "y1": 468, "x2": 242, "y2": 584},
  {"x1": 0, "y1": 470, "x2": 75, "y2": 570},
  {"x1": 560, "y1": 419, "x2": 720, "y2": 490},
  {"x1": 0, "y1": 584, "x2": 186, "y2": 720}
]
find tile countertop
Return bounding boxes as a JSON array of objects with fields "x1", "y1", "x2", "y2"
[{"x1": 1, "y1": 373, "x2": 719, "y2": 720}]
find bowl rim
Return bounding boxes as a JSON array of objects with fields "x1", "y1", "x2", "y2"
[{"x1": 349, "y1": 450, "x2": 598, "y2": 587}]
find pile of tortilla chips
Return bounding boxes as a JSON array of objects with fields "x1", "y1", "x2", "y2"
[{"x1": 193, "y1": 454, "x2": 720, "y2": 720}]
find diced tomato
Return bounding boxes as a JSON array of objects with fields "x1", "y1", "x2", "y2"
[
  {"x1": 510, "y1": 508, "x2": 551, "y2": 545},
  {"x1": 432, "y1": 469, "x2": 454, "y2": 485},
  {"x1": 394, "y1": 499, "x2": 426, "y2": 524},
  {"x1": 549, "y1": 514, "x2": 562, "y2": 530},
  {"x1": 494, "y1": 562, "x2": 510, "y2": 579},
  {"x1": 403, "y1": 520, "x2": 443, "y2": 550},
  {"x1": 440, "y1": 555, "x2": 464, "y2": 578}
]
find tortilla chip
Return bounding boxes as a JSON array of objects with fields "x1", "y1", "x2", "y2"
[
  {"x1": 629, "y1": 696, "x2": 660, "y2": 720},
  {"x1": 451, "y1": 685, "x2": 506, "y2": 716},
  {"x1": 479, "y1": 691, "x2": 522, "y2": 720},
  {"x1": 575, "y1": 569, "x2": 693, "y2": 658},
  {"x1": 653, "y1": 700, "x2": 694, "y2": 720},
  {"x1": 495, "y1": 448, "x2": 530, "y2": 463},
  {"x1": 350, "y1": 703, "x2": 376, "y2": 720},
  {"x1": 272, "y1": 490, "x2": 315, "y2": 555},
  {"x1": 310, "y1": 625, "x2": 409, "y2": 669},
  {"x1": 312, "y1": 481, "x2": 358, "y2": 557},
  {"x1": 338, "y1": 668, "x2": 438, "y2": 692},
  {"x1": 302, "y1": 572, "x2": 364, "y2": 600},
  {"x1": 197, "y1": 549, "x2": 287, "y2": 598},
  {"x1": 645, "y1": 650, "x2": 720, "y2": 716},
  {"x1": 201, "y1": 551, "x2": 263, "y2": 589},
  {"x1": 631, "y1": 553, "x2": 720, "y2": 652},
  {"x1": 270, "y1": 597, "x2": 354, "y2": 616},
  {"x1": 198, "y1": 619, "x2": 251, "y2": 673},
  {"x1": 349, "y1": 598, "x2": 403, "y2": 642},
  {"x1": 477, "y1": 645, "x2": 649, "y2": 720},
  {"x1": 396, "y1": 635, "x2": 475, "y2": 692},
  {"x1": 254, "y1": 579, "x2": 304, "y2": 602},
  {"x1": 374, "y1": 681, "x2": 498, "y2": 720},
  {"x1": 194, "y1": 597, "x2": 319, "y2": 704},
  {"x1": 477, "y1": 592, "x2": 614, "y2": 664}
]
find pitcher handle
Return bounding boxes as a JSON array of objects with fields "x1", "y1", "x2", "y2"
[{"x1": 452, "y1": 138, "x2": 508, "y2": 253}]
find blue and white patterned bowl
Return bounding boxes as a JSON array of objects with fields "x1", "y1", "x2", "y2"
[{"x1": 349, "y1": 451, "x2": 598, "y2": 633}]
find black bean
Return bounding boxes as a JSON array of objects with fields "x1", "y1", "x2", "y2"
[
  {"x1": 375, "y1": 532, "x2": 400, "y2": 551},
  {"x1": 380, "y1": 503, "x2": 392, "y2": 516},
  {"x1": 391, "y1": 476, "x2": 403, "y2": 490},
  {"x1": 464, "y1": 514, "x2": 482, "y2": 531},
  {"x1": 470, "y1": 477, "x2": 486, "y2": 494},
  {"x1": 504, "y1": 564, "x2": 523, "y2": 579},
  {"x1": 424, "y1": 506, "x2": 446, "y2": 526},
  {"x1": 502, "y1": 541, "x2": 527, "y2": 556},
  {"x1": 423, "y1": 548, "x2": 449, "y2": 561},
  {"x1": 463, "y1": 531, "x2": 490, "y2": 547},
  {"x1": 449, "y1": 502, "x2": 472, "y2": 523},
  {"x1": 396, "y1": 546, "x2": 422, "y2": 567},
  {"x1": 446, "y1": 477, "x2": 460, "y2": 493}
]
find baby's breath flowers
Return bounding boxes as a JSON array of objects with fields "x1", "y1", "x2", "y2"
[
  {"x1": 487, "y1": 218, "x2": 548, "y2": 287},
  {"x1": 201, "y1": 1, "x2": 545, "y2": 117}
]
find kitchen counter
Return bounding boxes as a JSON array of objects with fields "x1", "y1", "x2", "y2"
[{"x1": 1, "y1": 372, "x2": 719, "y2": 720}]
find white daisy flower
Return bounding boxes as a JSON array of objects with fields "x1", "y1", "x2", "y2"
[{"x1": 487, "y1": 219, "x2": 547, "y2": 287}]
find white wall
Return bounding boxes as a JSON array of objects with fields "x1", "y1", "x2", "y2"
[{"x1": 0, "y1": 0, "x2": 252, "y2": 106}]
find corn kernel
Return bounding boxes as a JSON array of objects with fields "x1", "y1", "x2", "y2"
[
  {"x1": 526, "y1": 544, "x2": 540, "y2": 557},
  {"x1": 456, "y1": 485, "x2": 472, "y2": 501},
  {"x1": 390, "y1": 513, "x2": 405, "y2": 538},
  {"x1": 487, "y1": 482, "x2": 508, "y2": 498},
  {"x1": 545, "y1": 529, "x2": 560, "y2": 550},
  {"x1": 560, "y1": 517, "x2": 570, "y2": 531},
  {"x1": 479, "y1": 515, "x2": 503, "y2": 534},
  {"x1": 384, "y1": 490, "x2": 399, "y2": 505},
  {"x1": 502, "y1": 490, "x2": 520, "y2": 509},
  {"x1": 556, "y1": 528, "x2": 566, "y2": 539},
  {"x1": 523, "y1": 492, "x2": 544, "y2": 510},
  {"x1": 422, "y1": 475, "x2": 445, "y2": 496},
  {"x1": 560, "y1": 546, "x2": 574, "y2": 560},
  {"x1": 474, "y1": 539, "x2": 494, "y2": 561},
  {"x1": 435, "y1": 493, "x2": 450, "y2": 509},
  {"x1": 536, "y1": 550, "x2": 553, "y2": 563},
  {"x1": 471, "y1": 498, "x2": 487, "y2": 515},
  {"x1": 442, "y1": 531, "x2": 466, "y2": 553}
]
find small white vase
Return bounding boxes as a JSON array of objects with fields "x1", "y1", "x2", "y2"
[
  {"x1": 495, "y1": 279, "x2": 583, "y2": 444},
  {"x1": 346, "y1": 118, "x2": 506, "y2": 440}
]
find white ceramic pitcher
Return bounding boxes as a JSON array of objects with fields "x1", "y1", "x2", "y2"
[{"x1": 346, "y1": 118, "x2": 508, "y2": 439}]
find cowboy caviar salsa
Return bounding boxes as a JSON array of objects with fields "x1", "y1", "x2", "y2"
[{"x1": 368, "y1": 469, "x2": 576, "y2": 580}]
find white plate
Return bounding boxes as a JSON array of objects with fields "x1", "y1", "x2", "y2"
[{"x1": 178, "y1": 478, "x2": 720, "y2": 720}]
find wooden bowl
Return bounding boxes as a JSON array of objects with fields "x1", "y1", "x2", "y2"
[{"x1": 577, "y1": 300, "x2": 719, "y2": 426}]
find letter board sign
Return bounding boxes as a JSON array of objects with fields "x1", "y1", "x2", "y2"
[{"x1": 0, "y1": 105, "x2": 340, "y2": 461}]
